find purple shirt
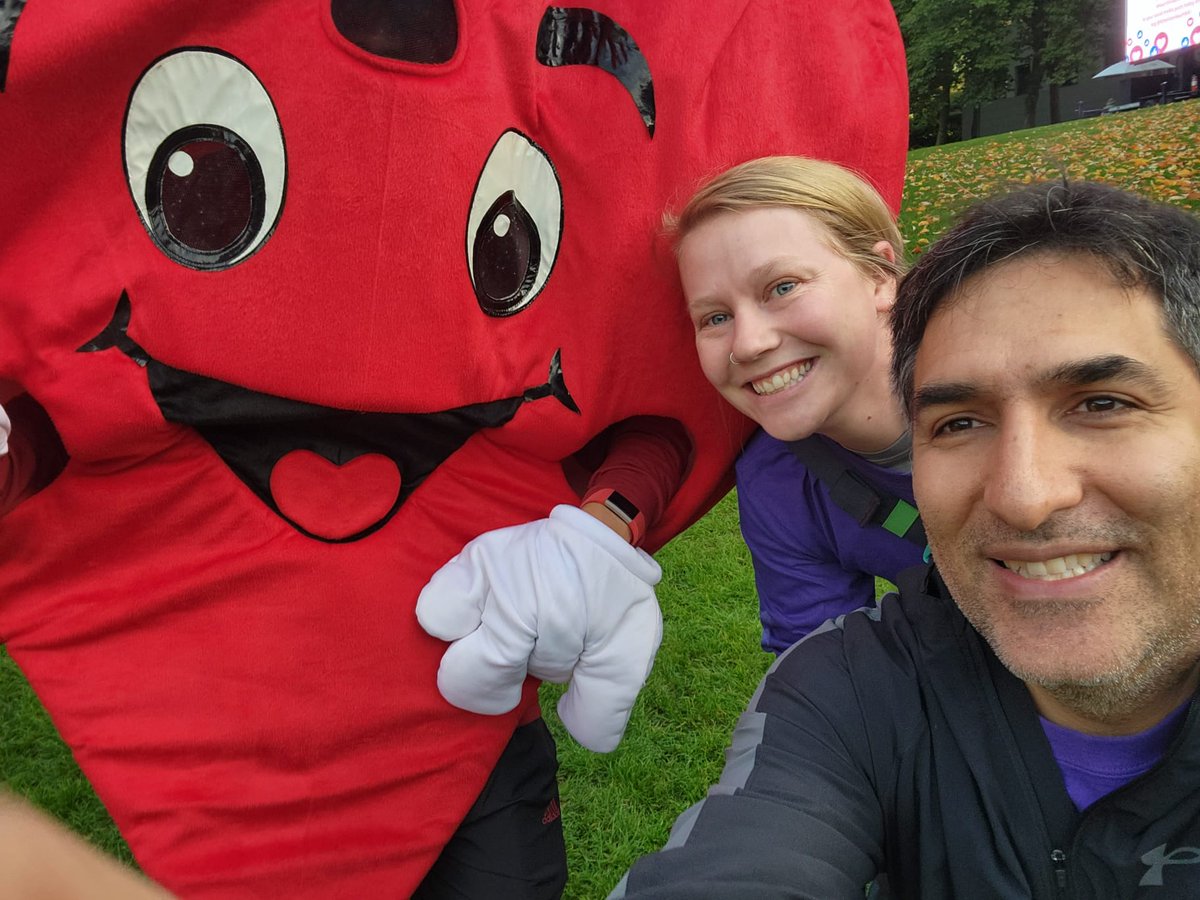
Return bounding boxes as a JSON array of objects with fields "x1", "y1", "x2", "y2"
[
  {"x1": 1041, "y1": 700, "x2": 1192, "y2": 810},
  {"x1": 735, "y1": 430, "x2": 925, "y2": 654}
]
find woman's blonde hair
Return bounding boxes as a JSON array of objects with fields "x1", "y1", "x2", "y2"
[{"x1": 667, "y1": 156, "x2": 906, "y2": 281}]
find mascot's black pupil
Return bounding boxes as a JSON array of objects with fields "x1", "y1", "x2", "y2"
[
  {"x1": 161, "y1": 140, "x2": 253, "y2": 252},
  {"x1": 145, "y1": 123, "x2": 267, "y2": 270},
  {"x1": 473, "y1": 190, "x2": 541, "y2": 316}
]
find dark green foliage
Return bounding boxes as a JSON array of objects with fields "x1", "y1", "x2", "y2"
[{"x1": 895, "y1": 0, "x2": 1111, "y2": 146}]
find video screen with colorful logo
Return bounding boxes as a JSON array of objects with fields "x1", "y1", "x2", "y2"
[{"x1": 1125, "y1": 0, "x2": 1200, "y2": 60}]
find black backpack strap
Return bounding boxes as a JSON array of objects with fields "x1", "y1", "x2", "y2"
[{"x1": 786, "y1": 436, "x2": 927, "y2": 548}]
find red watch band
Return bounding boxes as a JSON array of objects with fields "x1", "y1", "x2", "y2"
[{"x1": 582, "y1": 488, "x2": 646, "y2": 547}]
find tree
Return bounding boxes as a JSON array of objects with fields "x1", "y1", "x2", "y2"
[
  {"x1": 895, "y1": 0, "x2": 1112, "y2": 143},
  {"x1": 1012, "y1": 0, "x2": 1110, "y2": 127},
  {"x1": 895, "y1": 0, "x2": 1014, "y2": 145},
  {"x1": 895, "y1": 0, "x2": 956, "y2": 145}
]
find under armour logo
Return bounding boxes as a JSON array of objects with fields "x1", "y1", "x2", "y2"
[{"x1": 1140, "y1": 844, "x2": 1200, "y2": 886}]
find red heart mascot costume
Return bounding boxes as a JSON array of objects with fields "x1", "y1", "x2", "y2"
[{"x1": 0, "y1": 1, "x2": 907, "y2": 895}]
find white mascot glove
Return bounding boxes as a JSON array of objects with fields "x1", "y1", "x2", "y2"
[
  {"x1": 0, "y1": 402, "x2": 9, "y2": 456},
  {"x1": 416, "y1": 504, "x2": 663, "y2": 752}
]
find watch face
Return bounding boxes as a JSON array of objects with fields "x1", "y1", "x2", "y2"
[{"x1": 605, "y1": 490, "x2": 640, "y2": 522}]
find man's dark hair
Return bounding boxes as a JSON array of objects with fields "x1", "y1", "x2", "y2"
[{"x1": 890, "y1": 181, "x2": 1200, "y2": 410}]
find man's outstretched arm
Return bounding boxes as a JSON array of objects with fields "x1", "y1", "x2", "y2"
[{"x1": 611, "y1": 626, "x2": 886, "y2": 899}]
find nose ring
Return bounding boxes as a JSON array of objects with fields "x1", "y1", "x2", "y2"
[{"x1": 729, "y1": 351, "x2": 742, "y2": 365}]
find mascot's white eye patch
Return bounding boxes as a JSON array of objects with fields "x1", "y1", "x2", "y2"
[
  {"x1": 466, "y1": 129, "x2": 563, "y2": 317},
  {"x1": 123, "y1": 48, "x2": 286, "y2": 271}
]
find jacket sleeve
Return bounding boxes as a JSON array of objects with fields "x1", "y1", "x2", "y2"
[{"x1": 611, "y1": 625, "x2": 885, "y2": 899}]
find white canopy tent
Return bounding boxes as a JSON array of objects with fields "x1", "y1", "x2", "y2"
[{"x1": 1093, "y1": 58, "x2": 1175, "y2": 79}]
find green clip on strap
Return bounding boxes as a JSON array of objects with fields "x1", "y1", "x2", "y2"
[
  {"x1": 882, "y1": 499, "x2": 920, "y2": 538},
  {"x1": 787, "y1": 436, "x2": 927, "y2": 549}
]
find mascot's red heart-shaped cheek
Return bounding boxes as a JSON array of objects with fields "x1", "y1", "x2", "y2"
[{"x1": 269, "y1": 450, "x2": 401, "y2": 540}]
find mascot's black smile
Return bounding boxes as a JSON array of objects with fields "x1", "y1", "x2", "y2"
[{"x1": 79, "y1": 292, "x2": 578, "y2": 542}]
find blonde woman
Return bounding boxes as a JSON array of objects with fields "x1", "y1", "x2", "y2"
[{"x1": 671, "y1": 157, "x2": 924, "y2": 653}]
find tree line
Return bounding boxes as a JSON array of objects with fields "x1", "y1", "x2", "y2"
[{"x1": 893, "y1": 0, "x2": 1114, "y2": 146}]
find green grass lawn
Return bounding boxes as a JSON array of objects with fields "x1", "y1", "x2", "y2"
[
  {"x1": 900, "y1": 99, "x2": 1200, "y2": 254},
  {"x1": 3, "y1": 98, "x2": 1199, "y2": 897}
]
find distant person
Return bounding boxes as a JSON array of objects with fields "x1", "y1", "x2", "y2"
[
  {"x1": 669, "y1": 157, "x2": 924, "y2": 655},
  {"x1": 613, "y1": 180, "x2": 1200, "y2": 897}
]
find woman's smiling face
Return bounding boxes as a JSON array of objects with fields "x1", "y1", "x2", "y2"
[{"x1": 679, "y1": 206, "x2": 896, "y2": 444}]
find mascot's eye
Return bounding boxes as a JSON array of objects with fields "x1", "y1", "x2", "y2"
[
  {"x1": 466, "y1": 130, "x2": 562, "y2": 317},
  {"x1": 123, "y1": 49, "x2": 286, "y2": 270}
]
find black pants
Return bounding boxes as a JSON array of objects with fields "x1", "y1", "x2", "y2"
[{"x1": 412, "y1": 719, "x2": 567, "y2": 900}]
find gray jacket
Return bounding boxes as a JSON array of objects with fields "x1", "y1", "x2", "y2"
[{"x1": 612, "y1": 566, "x2": 1200, "y2": 898}]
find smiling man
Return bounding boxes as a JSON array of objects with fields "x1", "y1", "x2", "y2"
[
  {"x1": 612, "y1": 182, "x2": 1200, "y2": 899},
  {"x1": 903, "y1": 237, "x2": 1200, "y2": 738}
]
